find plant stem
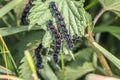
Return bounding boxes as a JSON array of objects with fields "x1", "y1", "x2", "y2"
[
  {"x1": 24, "y1": 50, "x2": 39, "y2": 80},
  {"x1": 0, "y1": 75, "x2": 23, "y2": 80},
  {"x1": 86, "y1": 33, "x2": 113, "y2": 76},
  {"x1": 93, "y1": 8, "x2": 106, "y2": 25},
  {"x1": 60, "y1": 53, "x2": 65, "y2": 80}
]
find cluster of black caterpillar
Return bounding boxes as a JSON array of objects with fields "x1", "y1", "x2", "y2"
[
  {"x1": 48, "y1": 20, "x2": 61, "y2": 63},
  {"x1": 21, "y1": 0, "x2": 34, "y2": 25},
  {"x1": 33, "y1": 1, "x2": 80, "y2": 69},
  {"x1": 49, "y1": 2, "x2": 74, "y2": 49},
  {"x1": 35, "y1": 43, "x2": 44, "y2": 69}
]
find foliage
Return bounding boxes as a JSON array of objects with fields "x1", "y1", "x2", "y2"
[
  {"x1": 99, "y1": 0, "x2": 120, "y2": 16},
  {"x1": 0, "y1": 0, "x2": 120, "y2": 80}
]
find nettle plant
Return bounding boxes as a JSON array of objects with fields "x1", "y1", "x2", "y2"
[
  {"x1": 27, "y1": 0, "x2": 93, "y2": 79},
  {"x1": 0, "y1": 0, "x2": 120, "y2": 80},
  {"x1": 28, "y1": 0, "x2": 93, "y2": 60}
]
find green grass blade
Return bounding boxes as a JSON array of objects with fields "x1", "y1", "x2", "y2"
[
  {"x1": 24, "y1": 50, "x2": 39, "y2": 80},
  {"x1": 60, "y1": 53, "x2": 65, "y2": 80},
  {"x1": 94, "y1": 26, "x2": 120, "y2": 40},
  {"x1": 0, "y1": 65, "x2": 14, "y2": 75},
  {"x1": 38, "y1": 62, "x2": 58, "y2": 80},
  {"x1": 0, "y1": 0, "x2": 22, "y2": 18},
  {"x1": 93, "y1": 42, "x2": 120, "y2": 69},
  {"x1": 0, "y1": 26, "x2": 41, "y2": 37},
  {"x1": 0, "y1": 35, "x2": 18, "y2": 75},
  {"x1": 85, "y1": 0, "x2": 99, "y2": 10},
  {"x1": 94, "y1": 26, "x2": 120, "y2": 33}
]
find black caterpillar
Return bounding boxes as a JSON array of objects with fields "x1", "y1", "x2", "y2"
[
  {"x1": 49, "y1": 2, "x2": 74, "y2": 49},
  {"x1": 21, "y1": 0, "x2": 34, "y2": 25},
  {"x1": 35, "y1": 43, "x2": 44, "y2": 69},
  {"x1": 48, "y1": 20, "x2": 61, "y2": 63}
]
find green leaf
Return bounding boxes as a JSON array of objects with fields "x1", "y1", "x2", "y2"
[
  {"x1": 14, "y1": 0, "x2": 28, "y2": 19},
  {"x1": 0, "y1": 0, "x2": 22, "y2": 18},
  {"x1": 0, "y1": 25, "x2": 41, "y2": 37},
  {"x1": 38, "y1": 62, "x2": 58, "y2": 80},
  {"x1": 19, "y1": 55, "x2": 34, "y2": 80},
  {"x1": 28, "y1": 0, "x2": 93, "y2": 35},
  {"x1": 111, "y1": 33, "x2": 120, "y2": 40},
  {"x1": 62, "y1": 43, "x2": 75, "y2": 60},
  {"x1": 85, "y1": 0, "x2": 99, "y2": 10},
  {"x1": 28, "y1": 0, "x2": 93, "y2": 58},
  {"x1": 24, "y1": 50, "x2": 37, "y2": 75},
  {"x1": 68, "y1": 48, "x2": 93, "y2": 67},
  {"x1": 42, "y1": 31, "x2": 52, "y2": 48},
  {"x1": 94, "y1": 26, "x2": 120, "y2": 40},
  {"x1": 18, "y1": 38, "x2": 58, "y2": 80},
  {"x1": 99, "y1": 0, "x2": 120, "y2": 16},
  {"x1": 94, "y1": 26, "x2": 120, "y2": 33},
  {"x1": 93, "y1": 42, "x2": 120, "y2": 69},
  {"x1": 28, "y1": 0, "x2": 53, "y2": 29},
  {"x1": 12, "y1": 30, "x2": 45, "y2": 66},
  {"x1": 59, "y1": 62, "x2": 95, "y2": 80},
  {"x1": 58, "y1": 48, "x2": 94, "y2": 80}
]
